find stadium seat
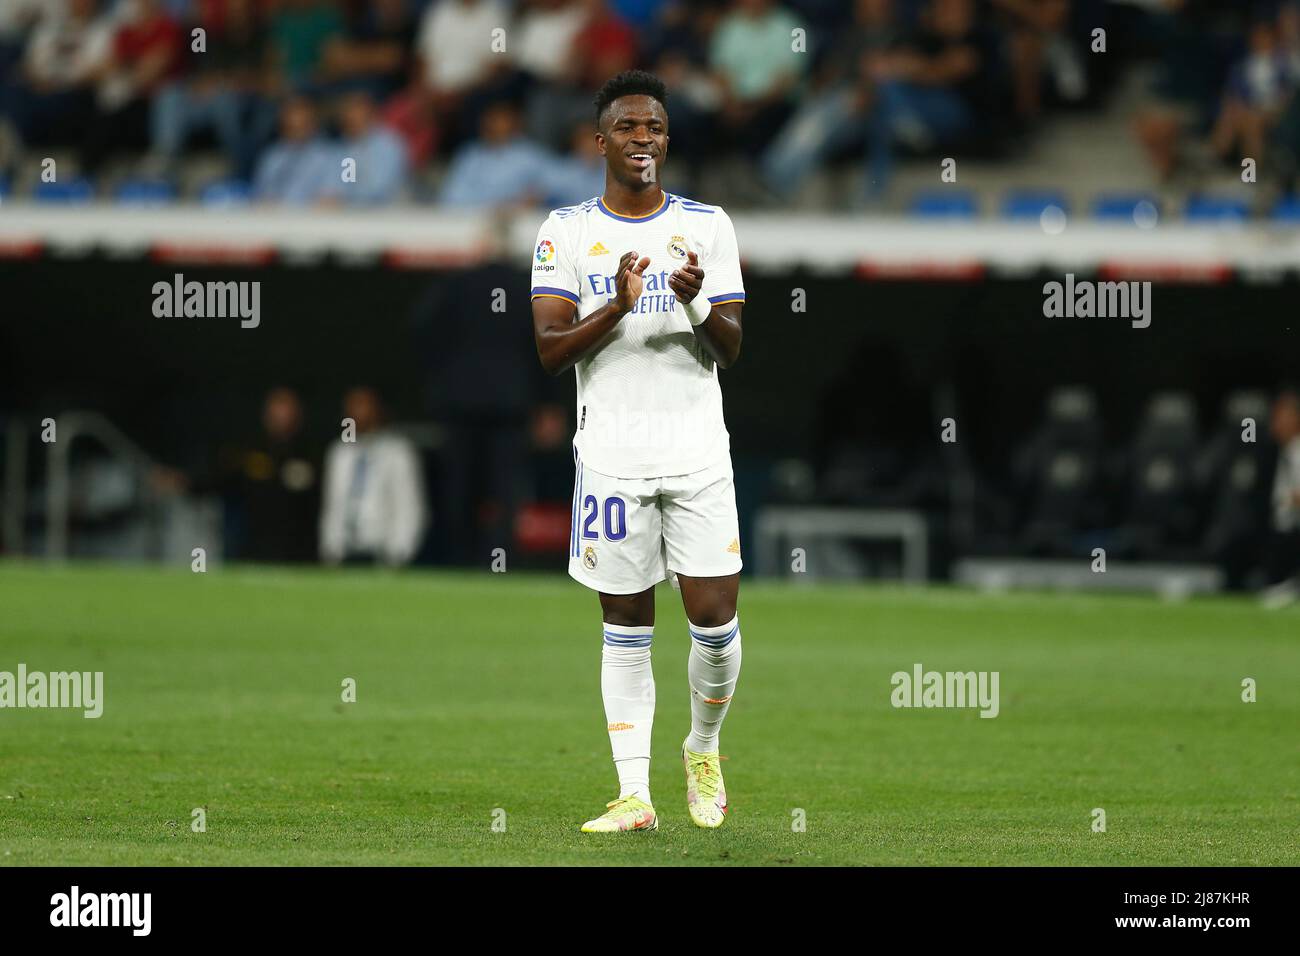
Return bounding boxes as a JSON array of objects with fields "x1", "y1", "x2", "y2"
[
  {"x1": 33, "y1": 178, "x2": 95, "y2": 204},
  {"x1": 1091, "y1": 193, "x2": 1159, "y2": 223},
  {"x1": 1270, "y1": 196, "x2": 1300, "y2": 223},
  {"x1": 199, "y1": 179, "x2": 252, "y2": 207},
  {"x1": 1010, "y1": 387, "x2": 1107, "y2": 556},
  {"x1": 908, "y1": 190, "x2": 979, "y2": 219},
  {"x1": 1119, "y1": 392, "x2": 1201, "y2": 559},
  {"x1": 1000, "y1": 189, "x2": 1069, "y2": 221},
  {"x1": 1195, "y1": 391, "x2": 1270, "y2": 584},
  {"x1": 1183, "y1": 195, "x2": 1249, "y2": 223},
  {"x1": 114, "y1": 178, "x2": 176, "y2": 205}
]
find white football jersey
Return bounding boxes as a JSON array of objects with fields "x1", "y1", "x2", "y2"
[{"x1": 530, "y1": 191, "x2": 745, "y2": 479}]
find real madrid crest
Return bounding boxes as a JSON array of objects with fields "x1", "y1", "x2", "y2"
[
  {"x1": 667, "y1": 235, "x2": 689, "y2": 259},
  {"x1": 583, "y1": 546, "x2": 598, "y2": 570}
]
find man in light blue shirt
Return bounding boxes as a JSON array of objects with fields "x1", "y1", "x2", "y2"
[
  {"x1": 253, "y1": 95, "x2": 339, "y2": 205},
  {"x1": 327, "y1": 90, "x2": 408, "y2": 205},
  {"x1": 438, "y1": 99, "x2": 556, "y2": 208},
  {"x1": 541, "y1": 121, "x2": 605, "y2": 207}
]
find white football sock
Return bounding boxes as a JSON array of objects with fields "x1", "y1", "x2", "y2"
[
  {"x1": 601, "y1": 623, "x2": 655, "y2": 804},
  {"x1": 686, "y1": 615, "x2": 742, "y2": 754}
]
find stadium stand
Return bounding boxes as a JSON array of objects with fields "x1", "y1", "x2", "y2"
[{"x1": 0, "y1": 0, "x2": 1295, "y2": 218}]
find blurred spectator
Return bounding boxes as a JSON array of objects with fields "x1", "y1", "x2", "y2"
[
  {"x1": 644, "y1": 0, "x2": 718, "y2": 66},
  {"x1": 1273, "y1": 1, "x2": 1300, "y2": 183},
  {"x1": 1261, "y1": 387, "x2": 1300, "y2": 607},
  {"x1": 81, "y1": 0, "x2": 184, "y2": 175},
  {"x1": 609, "y1": 0, "x2": 668, "y2": 28},
  {"x1": 416, "y1": 0, "x2": 506, "y2": 99},
  {"x1": 0, "y1": 0, "x2": 109, "y2": 162},
  {"x1": 269, "y1": 0, "x2": 344, "y2": 91},
  {"x1": 150, "y1": 0, "x2": 275, "y2": 181},
  {"x1": 1282, "y1": 1, "x2": 1300, "y2": 80},
  {"x1": 709, "y1": 0, "x2": 806, "y2": 155},
  {"x1": 237, "y1": 386, "x2": 322, "y2": 563},
  {"x1": 415, "y1": 0, "x2": 516, "y2": 151},
  {"x1": 643, "y1": 1, "x2": 725, "y2": 167},
  {"x1": 526, "y1": 401, "x2": 573, "y2": 502},
  {"x1": 1209, "y1": 13, "x2": 1294, "y2": 170},
  {"x1": 542, "y1": 119, "x2": 603, "y2": 205},
  {"x1": 572, "y1": 0, "x2": 638, "y2": 89},
  {"x1": 379, "y1": 80, "x2": 439, "y2": 168},
  {"x1": 253, "y1": 93, "x2": 338, "y2": 203},
  {"x1": 437, "y1": 98, "x2": 552, "y2": 208},
  {"x1": 515, "y1": 0, "x2": 587, "y2": 84},
  {"x1": 989, "y1": 0, "x2": 1082, "y2": 121},
  {"x1": 0, "y1": 0, "x2": 43, "y2": 77},
  {"x1": 328, "y1": 87, "x2": 407, "y2": 205},
  {"x1": 761, "y1": 0, "x2": 897, "y2": 197},
  {"x1": 523, "y1": 0, "x2": 636, "y2": 152},
  {"x1": 320, "y1": 386, "x2": 427, "y2": 566},
  {"x1": 1132, "y1": 2, "x2": 1244, "y2": 182},
  {"x1": 862, "y1": 0, "x2": 997, "y2": 198},
  {"x1": 318, "y1": 0, "x2": 415, "y2": 99},
  {"x1": 152, "y1": 386, "x2": 322, "y2": 563}
]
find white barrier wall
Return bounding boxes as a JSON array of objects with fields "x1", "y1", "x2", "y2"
[{"x1": 2, "y1": 204, "x2": 1299, "y2": 279}]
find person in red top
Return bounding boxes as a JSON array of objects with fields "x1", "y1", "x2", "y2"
[
  {"x1": 571, "y1": 0, "x2": 639, "y2": 91},
  {"x1": 523, "y1": 0, "x2": 641, "y2": 152},
  {"x1": 81, "y1": 0, "x2": 183, "y2": 175}
]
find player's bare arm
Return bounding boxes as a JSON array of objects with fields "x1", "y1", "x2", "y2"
[
  {"x1": 533, "y1": 250, "x2": 650, "y2": 375},
  {"x1": 668, "y1": 250, "x2": 743, "y2": 368}
]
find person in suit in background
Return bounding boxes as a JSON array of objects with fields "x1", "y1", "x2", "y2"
[
  {"x1": 1261, "y1": 386, "x2": 1300, "y2": 607},
  {"x1": 319, "y1": 386, "x2": 427, "y2": 566}
]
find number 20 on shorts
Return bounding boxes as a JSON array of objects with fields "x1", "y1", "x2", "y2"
[{"x1": 581, "y1": 495, "x2": 627, "y2": 541}]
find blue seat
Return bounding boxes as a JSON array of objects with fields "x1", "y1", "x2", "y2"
[
  {"x1": 33, "y1": 178, "x2": 94, "y2": 204},
  {"x1": 114, "y1": 178, "x2": 176, "y2": 205},
  {"x1": 1184, "y1": 195, "x2": 1249, "y2": 223},
  {"x1": 1270, "y1": 196, "x2": 1300, "y2": 223},
  {"x1": 1091, "y1": 193, "x2": 1159, "y2": 223},
  {"x1": 1001, "y1": 189, "x2": 1069, "y2": 221},
  {"x1": 199, "y1": 179, "x2": 252, "y2": 207},
  {"x1": 909, "y1": 190, "x2": 978, "y2": 219}
]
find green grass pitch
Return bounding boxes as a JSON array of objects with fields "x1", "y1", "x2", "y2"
[{"x1": 1, "y1": 561, "x2": 1296, "y2": 866}]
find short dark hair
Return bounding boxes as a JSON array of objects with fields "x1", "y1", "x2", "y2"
[{"x1": 594, "y1": 70, "x2": 668, "y2": 130}]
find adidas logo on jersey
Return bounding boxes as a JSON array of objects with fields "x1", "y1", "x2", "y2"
[
  {"x1": 588, "y1": 242, "x2": 609, "y2": 256},
  {"x1": 726, "y1": 538, "x2": 741, "y2": 555}
]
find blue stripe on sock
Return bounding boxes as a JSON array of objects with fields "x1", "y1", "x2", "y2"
[
  {"x1": 604, "y1": 626, "x2": 653, "y2": 648},
  {"x1": 692, "y1": 636, "x2": 736, "y2": 648},
  {"x1": 690, "y1": 623, "x2": 739, "y2": 647}
]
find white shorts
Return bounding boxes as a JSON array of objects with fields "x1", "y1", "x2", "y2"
[{"x1": 567, "y1": 452, "x2": 742, "y2": 595}]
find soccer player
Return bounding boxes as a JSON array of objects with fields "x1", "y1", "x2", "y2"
[{"x1": 530, "y1": 71, "x2": 746, "y2": 832}]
